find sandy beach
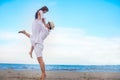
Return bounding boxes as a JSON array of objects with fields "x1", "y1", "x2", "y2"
[{"x1": 0, "y1": 70, "x2": 120, "y2": 80}]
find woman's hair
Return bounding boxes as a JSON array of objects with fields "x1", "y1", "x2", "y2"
[
  {"x1": 35, "y1": 6, "x2": 49, "y2": 19},
  {"x1": 39, "y1": 6, "x2": 49, "y2": 12},
  {"x1": 35, "y1": 10, "x2": 39, "y2": 19}
]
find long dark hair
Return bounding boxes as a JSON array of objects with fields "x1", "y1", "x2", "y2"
[{"x1": 35, "y1": 6, "x2": 49, "y2": 19}]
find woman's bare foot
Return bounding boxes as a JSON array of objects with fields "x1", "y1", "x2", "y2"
[
  {"x1": 29, "y1": 51, "x2": 33, "y2": 58},
  {"x1": 18, "y1": 30, "x2": 26, "y2": 34},
  {"x1": 18, "y1": 30, "x2": 30, "y2": 38},
  {"x1": 40, "y1": 73, "x2": 46, "y2": 80}
]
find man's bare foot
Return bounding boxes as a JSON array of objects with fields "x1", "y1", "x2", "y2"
[
  {"x1": 29, "y1": 51, "x2": 33, "y2": 58},
  {"x1": 18, "y1": 30, "x2": 26, "y2": 34},
  {"x1": 40, "y1": 73, "x2": 46, "y2": 80}
]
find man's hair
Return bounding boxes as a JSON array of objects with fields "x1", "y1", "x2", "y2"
[{"x1": 48, "y1": 22, "x2": 52, "y2": 30}]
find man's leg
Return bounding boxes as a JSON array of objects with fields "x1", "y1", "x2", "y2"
[{"x1": 37, "y1": 57, "x2": 46, "y2": 80}]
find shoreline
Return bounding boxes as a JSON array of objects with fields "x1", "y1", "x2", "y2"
[
  {"x1": 0, "y1": 69, "x2": 120, "y2": 80},
  {"x1": 0, "y1": 63, "x2": 120, "y2": 72}
]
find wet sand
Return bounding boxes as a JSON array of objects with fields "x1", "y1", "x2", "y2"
[{"x1": 0, "y1": 69, "x2": 120, "y2": 80}]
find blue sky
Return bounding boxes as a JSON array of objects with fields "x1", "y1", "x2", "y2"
[
  {"x1": 0, "y1": 0, "x2": 120, "y2": 65},
  {"x1": 0, "y1": 0, "x2": 120, "y2": 37}
]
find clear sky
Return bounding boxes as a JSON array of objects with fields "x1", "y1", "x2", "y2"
[{"x1": 0, "y1": 0, "x2": 120, "y2": 65}]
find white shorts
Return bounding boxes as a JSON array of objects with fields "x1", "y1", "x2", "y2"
[{"x1": 34, "y1": 44, "x2": 43, "y2": 57}]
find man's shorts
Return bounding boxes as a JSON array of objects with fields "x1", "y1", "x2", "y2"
[{"x1": 34, "y1": 43, "x2": 43, "y2": 57}]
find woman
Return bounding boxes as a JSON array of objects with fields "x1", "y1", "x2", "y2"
[{"x1": 19, "y1": 6, "x2": 54, "y2": 80}]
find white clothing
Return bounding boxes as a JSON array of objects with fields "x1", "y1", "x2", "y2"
[
  {"x1": 39, "y1": 10, "x2": 45, "y2": 19},
  {"x1": 34, "y1": 44, "x2": 43, "y2": 57},
  {"x1": 30, "y1": 20, "x2": 49, "y2": 57}
]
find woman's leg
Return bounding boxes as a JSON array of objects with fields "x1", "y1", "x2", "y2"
[
  {"x1": 29, "y1": 46, "x2": 34, "y2": 58},
  {"x1": 37, "y1": 57, "x2": 46, "y2": 80},
  {"x1": 18, "y1": 30, "x2": 30, "y2": 38}
]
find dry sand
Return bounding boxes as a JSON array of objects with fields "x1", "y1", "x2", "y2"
[{"x1": 0, "y1": 69, "x2": 120, "y2": 80}]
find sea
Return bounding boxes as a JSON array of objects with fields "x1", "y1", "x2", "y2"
[{"x1": 0, "y1": 63, "x2": 120, "y2": 72}]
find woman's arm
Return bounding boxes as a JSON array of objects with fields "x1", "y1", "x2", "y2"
[
  {"x1": 42, "y1": 18, "x2": 47, "y2": 27},
  {"x1": 39, "y1": 10, "x2": 47, "y2": 27}
]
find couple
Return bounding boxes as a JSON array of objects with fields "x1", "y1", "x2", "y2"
[{"x1": 19, "y1": 6, "x2": 54, "y2": 80}]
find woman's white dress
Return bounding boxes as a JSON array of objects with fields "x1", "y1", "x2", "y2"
[{"x1": 30, "y1": 10, "x2": 49, "y2": 57}]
